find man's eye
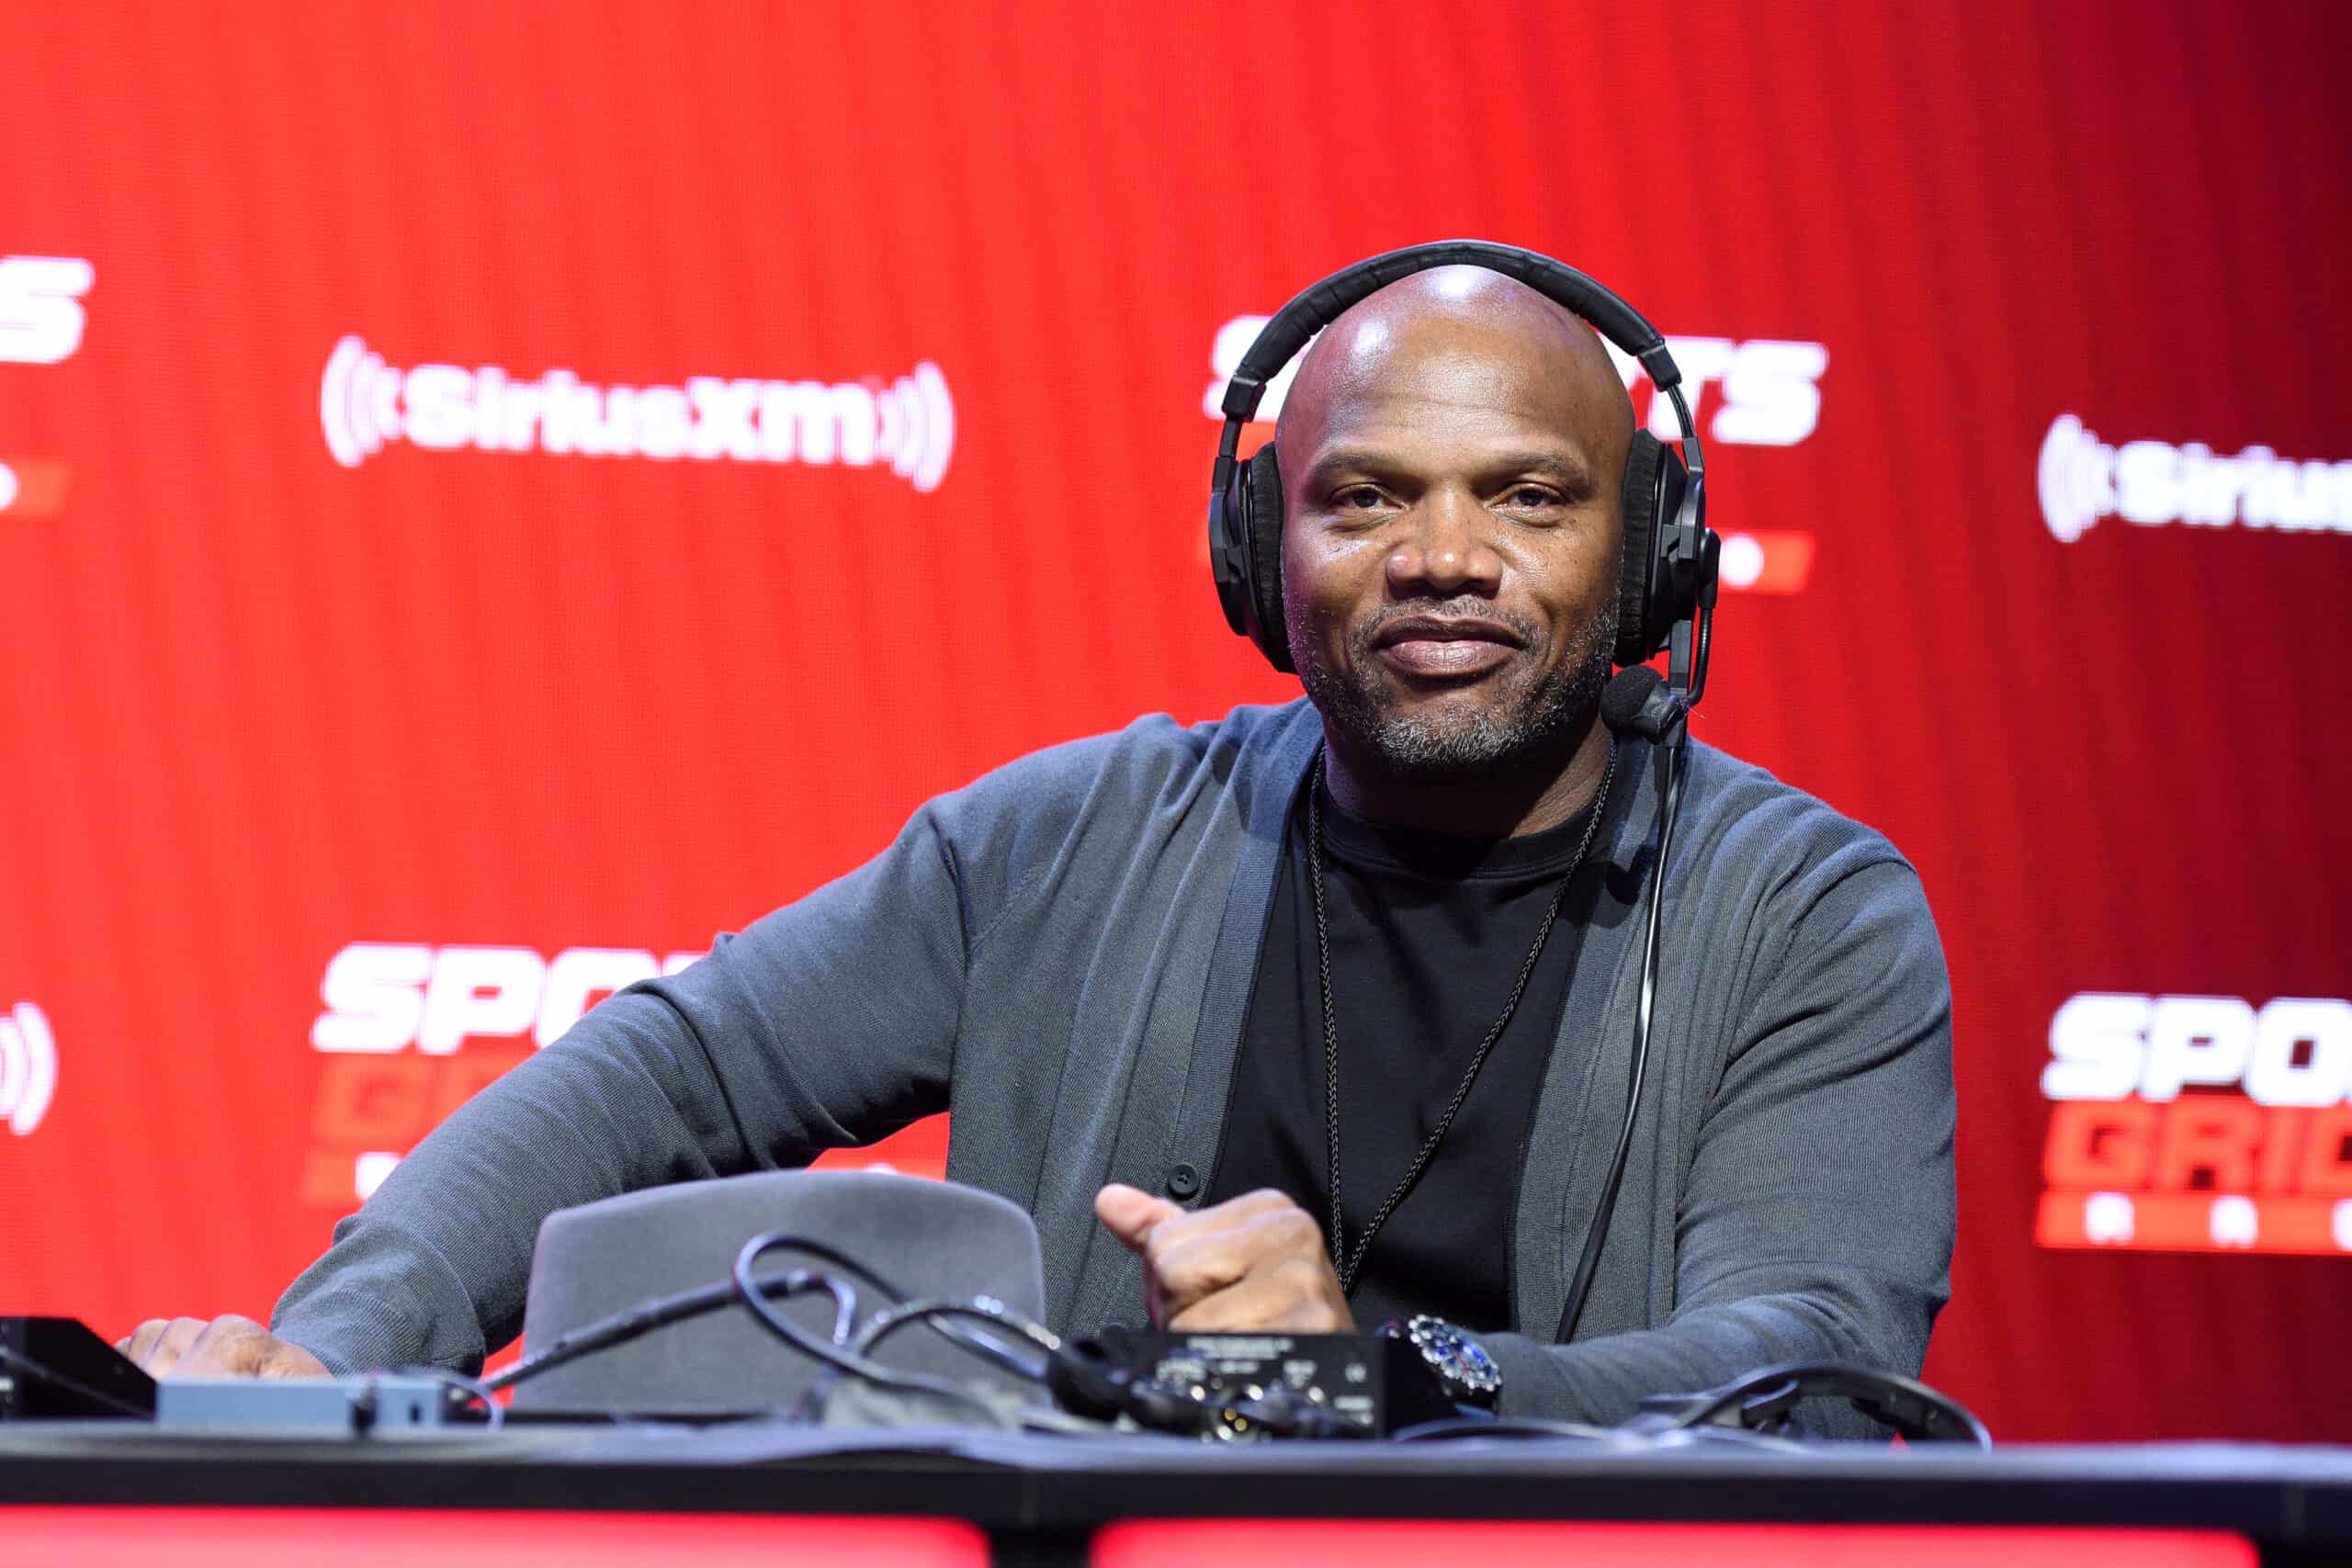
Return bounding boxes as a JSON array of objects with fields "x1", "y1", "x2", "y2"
[
  {"x1": 1335, "y1": 487, "x2": 1385, "y2": 510},
  {"x1": 1505, "y1": 486, "x2": 1557, "y2": 508}
]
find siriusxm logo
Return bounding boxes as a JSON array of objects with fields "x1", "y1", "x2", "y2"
[
  {"x1": 0, "y1": 999, "x2": 55, "y2": 1136},
  {"x1": 321, "y1": 337, "x2": 956, "y2": 492},
  {"x1": 2038, "y1": 413, "x2": 2352, "y2": 545}
]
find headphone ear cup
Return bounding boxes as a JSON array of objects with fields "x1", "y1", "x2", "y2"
[
  {"x1": 1615, "y1": 431, "x2": 1664, "y2": 665},
  {"x1": 1211, "y1": 459, "x2": 1254, "y2": 639},
  {"x1": 1244, "y1": 445, "x2": 1295, "y2": 672}
]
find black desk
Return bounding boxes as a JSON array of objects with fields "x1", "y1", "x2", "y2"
[{"x1": 5, "y1": 1424, "x2": 2347, "y2": 1565}]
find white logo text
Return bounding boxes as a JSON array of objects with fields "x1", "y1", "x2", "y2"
[
  {"x1": 311, "y1": 943, "x2": 706, "y2": 1055},
  {"x1": 0, "y1": 999, "x2": 56, "y2": 1135},
  {"x1": 322, "y1": 337, "x2": 955, "y2": 492},
  {"x1": 2039, "y1": 413, "x2": 2352, "y2": 544},
  {"x1": 0, "y1": 257, "x2": 94, "y2": 365}
]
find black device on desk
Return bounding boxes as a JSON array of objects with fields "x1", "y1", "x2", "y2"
[
  {"x1": 0, "y1": 1316, "x2": 156, "y2": 1419},
  {"x1": 1051, "y1": 1327, "x2": 1458, "y2": 1440}
]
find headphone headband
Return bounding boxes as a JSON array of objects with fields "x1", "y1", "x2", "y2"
[{"x1": 1218, "y1": 239, "x2": 1687, "y2": 423}]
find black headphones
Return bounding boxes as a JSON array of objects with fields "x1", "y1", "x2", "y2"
[{"x1": 1206, "y1": 239, "x2": 1720, "y2": 700}]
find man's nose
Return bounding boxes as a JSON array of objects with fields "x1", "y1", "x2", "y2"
[{"x1": 1386, "y1": 487, "x2": 1500, "y2": 598}]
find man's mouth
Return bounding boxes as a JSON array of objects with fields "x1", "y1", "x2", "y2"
[{"x1": 1370, "y1": 615, "x2": 1523, "y2": 680}]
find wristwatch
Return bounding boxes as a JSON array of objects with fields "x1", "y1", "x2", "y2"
[{"x1": 1378, "y1": 1314, "x2": 1502, "y2": 1412}]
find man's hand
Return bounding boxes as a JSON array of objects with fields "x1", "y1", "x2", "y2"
[
  {"x1": 1094, "y1": 1184, "x2": 1354, "y2": 1333},
  {"x1": 116, "y1": 1315, "x2": 329, "y2": 1379}
]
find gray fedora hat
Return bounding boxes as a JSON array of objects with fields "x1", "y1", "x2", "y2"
[{"x1": 513, "y1": 1169, "x2": 1049, "y2": 1417}]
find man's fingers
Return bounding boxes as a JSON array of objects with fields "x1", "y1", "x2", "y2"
[
  {"x1": 254, "y1": 1337, "x2": 331, "y2": 1380},
  {"x1": 1150, "y1": 1207, "x2": 1324, "y2": 1312},
  {"x1": 1102, "y1": 1185, "x2": 1350, "y2": 1332},
  {"x1": 115, "y1": 1315, "x2": 326, "y2": 1380},
  {"x1": 1099, "y1": 1184, "x2": 1301, "y2": 1252},
  {"x1": 188, "y1": 1320, "x2": 327, "y2": 1380},
  {"x1": 1148, "y1": 1230, "x2": 1253, "y2": 1316},
  {"x1": 1179, "y1": 1188, "x2": 1297, "y2": 1231},
  {"x1": 1094, "y1": 1183, "x2": 1187, "y2": 1249},
  {"x1": 125, "y1": 1317, "x2": 209, "y2": 1374},
  {"x1": 123, "y1": 1317, "x2": 184, "y2": 1365},
  {"x1": 177, "y1": 1315, "x2": 270, "y2": 1376},
  {"x1": 1166, "y1": 1257, "x2": 1351, "y2": 1334},
  {"x1": 150, "y1": 1317, "x2": 210, "y2": 1372}
]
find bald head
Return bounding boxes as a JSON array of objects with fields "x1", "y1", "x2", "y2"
[{"x1": 1274, "y1": 265, "x2": 1634, "y2": 483}]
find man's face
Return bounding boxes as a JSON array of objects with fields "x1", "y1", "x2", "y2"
[{"x1": 1278, "y1": 282, "x2": 1630, "y2": 783}]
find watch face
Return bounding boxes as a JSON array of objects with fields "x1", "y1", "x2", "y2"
[{"x1": 1409, "y1": 1316, "x2": 1501, "y2": 1397}]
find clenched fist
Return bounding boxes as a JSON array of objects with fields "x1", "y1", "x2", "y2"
[
  {"x1": 1094, "y1": 1184, "x2": 1354, "y2": 1334},
  {"x1": 117, "y1": 1314, "x2": 328, "y2": 1379}
]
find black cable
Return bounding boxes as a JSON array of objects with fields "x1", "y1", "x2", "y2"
[
  {"x1": 485, "y1": 1235, "x2": 1040, "y2": 1395},
  {"x1": 1390, "y1": 1413, "x2": 1809, "y2": 1452},
  {"x1": 804, "y1": 1272, "x2": 863, "y2": 1347},
  {"x1": 0, "y1": 1341, "x2": 152, "y2": 1419},
  {"x1": 850, "y1": 1297, "x2": 1060, "y2": 1378},
  {"x1": 377, "y1": 1367, "x2": 507, "y2": 1430},
  {"x1": 485, "y1": 1271, "x2": 786, "y2": 1393},
  {"x1": 1633, "y1": 1360, "x2": 1993, "y2": 1449},
  {"x1": 729, "y1": 1234, "x2": 1008, "y2": 1425},
  {"x1": 1556, "y1": 719, "x2": 1690, "y2": 1340},
  {"x1": 1391, "y1": 1414, "x2": 1619, "y2": 1442},
  {"x1": 485, "y1": 1267, "x2": 854, "y2": 1398},
  {"x1": 1686, "y1": 596, "x2": 1714, "y2": 707},
  {"x1": 750, "y1": 1237, "x2": 1044, "y2": 1381}
]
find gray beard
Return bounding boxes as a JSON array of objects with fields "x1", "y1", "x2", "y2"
[{"x1": 1293, "y1": 596, "x2": 1620, "y2": 783}]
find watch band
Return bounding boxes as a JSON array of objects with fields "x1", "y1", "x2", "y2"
[{"x1": 1377, "y1": 1314, "x2": 1502, "y2": 1412}]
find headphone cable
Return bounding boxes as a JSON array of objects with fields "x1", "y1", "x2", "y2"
[{"x1": 1556, "y1": 710, "x2": 1690, "y2": 1340}]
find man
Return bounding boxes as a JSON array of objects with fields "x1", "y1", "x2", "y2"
[{"x1": 124, "y1": 264, "x2": 1954, "y2": 1433}]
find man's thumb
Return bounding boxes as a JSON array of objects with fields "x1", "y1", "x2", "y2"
[{"x1": 1095, "y1": 1182, "x2": 1185, "y2": 1249}]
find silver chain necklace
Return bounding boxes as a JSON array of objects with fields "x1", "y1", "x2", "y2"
[{"x1": 1307, "y1": 739, "x2": 1617, "y2": 1298}]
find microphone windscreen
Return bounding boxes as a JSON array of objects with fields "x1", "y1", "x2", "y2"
[{"x1": 1602, "y1": 666, "x2": 1670, "y2": 737}]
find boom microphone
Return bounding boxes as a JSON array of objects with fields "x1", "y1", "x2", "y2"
[{"x1": 1601, "y1": 665, "x2": 1686, "y2": 743}]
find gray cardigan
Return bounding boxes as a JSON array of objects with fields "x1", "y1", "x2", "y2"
[{"x1": 275, "y1": 699, "x2": 1956, "y2": 1437}]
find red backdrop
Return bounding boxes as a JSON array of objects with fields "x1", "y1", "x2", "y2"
[{"x1": 3, "y1": 0, "x2": 2346, "y2": 1442}]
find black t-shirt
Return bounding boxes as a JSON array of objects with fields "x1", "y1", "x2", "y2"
[{"x1": 1204, "y1": 763, "x2": 1623, "y2": 1335}]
